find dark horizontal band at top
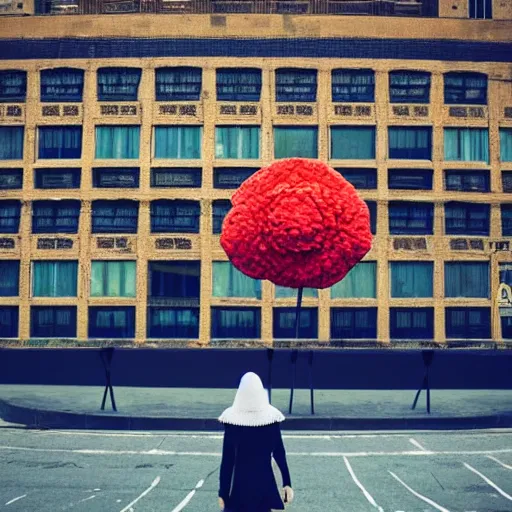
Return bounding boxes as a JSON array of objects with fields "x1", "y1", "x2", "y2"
[{"x1": 0, "y1": 37, "x2": 511, "y2": 62}]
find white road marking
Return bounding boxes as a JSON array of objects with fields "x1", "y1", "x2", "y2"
[
  {"x1": 389, "y1": 471, "x2": 450, "y2": 512},
  {"x1": 93, "y1": 488, "x2": 100, "y2": 491},
  {"x1": 487, "y1": 456, "x2": 512, "y2": 470},
  {"x1": 464, "y1": 463, "x2": 512, "y2": 502},
  {"x1": 119, "y1": 476, "x2": 161, "y2": 512},
  {"x1": 170, "y1": 480, "x2": 204, "y2": 512},
  {"x1": 116, "y1": 500, "x2": 122, "y2": 503},
  {"x1": 409, "y1": 438, "x2": 429, "y2": 452},
  {"x1": 1, "y1": 444, "x2": 512, "y2": 459},
  {"x1": 343, "y1": 456, "x2": 384, "y2": 512},
  {"x1": 77, "y1": 495, "x2": 96, "y2": 504},
  {"x1": 5, "y1": 495, "x2": 27, "y2": 506}
]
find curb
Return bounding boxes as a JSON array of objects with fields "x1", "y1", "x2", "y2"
[{"x1": 1, "y1": 399, "x2": 512, "y2": 431}]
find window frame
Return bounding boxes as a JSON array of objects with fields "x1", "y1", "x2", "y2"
[
  {"x1": 151, "y1": 168, "x2": 202, "y2": 188},
  {"x1": 389, "y1": 201, "x2": 434, "y2": 235},
  {"x1": 388, "y1": 169, "x2": 433, "y2": 190},
  {"x1": 501, "y1": 203, "x2": 512, "y2": 237},
  {"x1": 444, "y1": 261, "x2": 490, "y2": 298},
  {"x1": 390, "y1": 307, "x2": 434, "y2": 340},
  {"x1": 444, "y1": 201, "x2": 490, "y2": 236},
  {"x1": 336, "y1": 168, "x2": 377, "y2": 189},
  {"x1": 330, "y1": 307, "x2": 377, "y2": 339},
  {"x1": 444, "y1": 72, "x2": 488, "y2": 105},
  {"x1": 275, "y1": 68, "x2": 317, "y2": 103},
  {"x1": 0, "y1": 200, "x2": 21, "y2": 234},
  {"x1": 148, "y1": 260, "x2": 201, "y2": 301},
  {"x1": 445, "y1": 307, "x2": 491, "y2": 339},
  {"x1": 0, "y1": 126, "x2": 24, "y2": 161},
  {"x1": 0, "y1": 306, "x2": 19, "y2": 338},
  {"x1": 37, "y1": 125, "x2": 82, "y2": 160},
  {"x1": 150, "y1": 199, "x2": 200, "y2": 234},
  {"x1": 0, "y1": 70, "x2": 27, "y2": 103},
  {"x1": 389, "y1": 70, "x2": 431, "y2": 104},
  {"x1": 0, "y1": 260, "x2": 20, "y2": 297},
  {"x1": 330, "y1": 126, "x2": 376, "y2": 160},
  {"x1": 155, "y1": 66, "x2": 202, "y2": 102},
  {"x1": 213, "y1": 199, "x2": 231, "y2": 235},
  {"x1": 0, "y1": 168, "x2": 23, "y2": 190},
  {"x1": 444, "y1": 169, "x2": 490, "y2": 193},
  {"x1": 216, "y1": 68, "x2": 262, "y2": 102},
  {"x1": 32, "y1": 199, "x2": 80, "y2": 234},
  {"x1": 211, "y1": 306, "x2": 261, "y2": 339},
  {"x1": 88, "y1": 306, "x2": 136, "y2": 339},
  {"x1": 273, "y1": 307, "x2": 318, "y2": 339},
  {"x1": 91, "y1": 199, "x2": 139, "y2": 235},
  {"x1": 331, "y1": 68, "x2": 375, "y2": 103},
  {"x1": 30, "y1": 306, "x2": 77, "y2": 338},
  {"x1": 40, "y1": 67, "x2": 84, "y2": 103},
  {"x1": 213, "y1": 167, "x2": 258, "y2": 189},
  {"x1": 147, "y1": 306, "x2": 200, "y2": 339},
  {"x1": 388, "y1": 126, "x2": 433, "y2": 160},
  {"x1": 92, "y1": 167, "x2": 140, "y2": 188},
  {"x1": 97, "y1": 67, "x2": 142, "y2": 102},
  {"x1": 34, "y1": 168, "x2": 81, "y2": 189}
]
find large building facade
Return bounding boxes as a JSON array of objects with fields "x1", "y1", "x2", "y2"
[{"x1": 0, "y1": 0, "x2": 511, "y2": 345}]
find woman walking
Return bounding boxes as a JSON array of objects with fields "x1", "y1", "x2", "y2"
[{"x1": 218, "y1": 372, "x2": 294, "y2": 512}]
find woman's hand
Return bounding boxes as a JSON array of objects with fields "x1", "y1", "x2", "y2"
[
  {"x1": 218, "y1": 497, "x2": 225, "y2": 510},
  {"x1": 283, "y1": 486, "x2": 294, "y2": 504}
]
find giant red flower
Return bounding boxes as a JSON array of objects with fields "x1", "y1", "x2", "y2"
[{"x1": 220, "y1": 158, "x2": 372, "y2": 289}]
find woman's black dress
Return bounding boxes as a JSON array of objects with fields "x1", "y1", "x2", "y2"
[{"x1": 219, "y1": 422, "x2": 292, "y2": 512}]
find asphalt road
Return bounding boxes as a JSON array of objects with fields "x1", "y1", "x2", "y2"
[{"x1": 0, "y1": 423, "x2": 511, "y2": 512}]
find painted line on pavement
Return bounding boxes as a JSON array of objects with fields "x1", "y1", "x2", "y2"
[
  {"x1": 77, "y1": 495, "x2": 96, "y2": 504},
  {"x1": 170, "y1": 479, "x2": 204, "y2": 512},
  {"x1": 1, "y1": 444, "x2": 512, "y2": 458},
  {"x1": 409, "y1": 438, "x2": 429, "y2": 452},
  {"x1": 389, "y1": 471, "x2": 450, "y2": 512},
  {"x1": 119, "y1": 476, "x2": 161, "y2": 512},
  {"x1": 5, "y1": 495, "x2": 27, "y2": 506},
  {"x1": 343, "y1": 456, "x2": 384, "y2": 512},
  {"x1": 487, "y1": 455, "x2": 512, "y2": 470},
  {"x1": 464, "y1": 463, "x2": 512, "y2": 502}
]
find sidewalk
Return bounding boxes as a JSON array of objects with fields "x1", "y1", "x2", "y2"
[{"x1": 0, "y1": 385, "x2": 511, "y2": 431}]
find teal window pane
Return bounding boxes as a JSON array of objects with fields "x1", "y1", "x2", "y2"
[
  {"x1": 444, "y1": 128, "x2": 489, "y2": 163},
  {"x1": 212, "y1": 261, "x2": 261, "y2": 299},
  {"x1": 390, "y1": 261, "x2": 433, "y2": 298},
  {"x1": 274, "y1": 126, "x2": 318, "y2": 159},
  {"x1": 95, "y1": 126, "x2": 140, "y2": 159},
  {"x1": 330, "y1": 126, "x2": 376, "y2": 159},
  {"x1": 32, "y1": 261, "x2": 78, "y2": 297},
  {"x1": 500, "y1": 129, "x2": 512, "y2": 162},
  {"x1": 275, "y1": 286, "x2": 318, "y2": 298},
  {"x1": 154, "y1": 126, "x2": 202, "y2": 159},
  {"x1": 330, "y1": 262, "x2": 377, "y2": 298},
  {"x1": 215, "y1": 126, "x2": 260, "y2": 159},
  {"x1": 91, "y1": 261, "x2": 136, "y2": 298}
]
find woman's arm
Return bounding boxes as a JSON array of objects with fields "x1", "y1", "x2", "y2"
[
  {"x1": 219, "y1": 424, "x2": 236, "y2": 501},
  {"x1": 273, "y1": 423, "x2": 291, "y2": 488}
]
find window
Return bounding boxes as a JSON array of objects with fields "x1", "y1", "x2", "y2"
[
  {"x1": 92, "y1": 200, "x2": 138, "y2": 234},
  {"x1": 469, "y1": 0, "x2": 492, "y2": 18},
  {"x1": 444, "y1": 201, "x2": 490, "y2": 236},
  {"x1": 0, "y1": 261, "x2": 19, "y2": 296},
  {"x1": 31, "y1": 306, "x2": 77, "y2": 338},
  {"x1": 216, "y1": 68, "x2": 262, "y2": 102},
  {"x1": 444, "y1": 128, "x2": 489, "y2": 163},
  {"x1": 275, "y1": 287, "x2": 317, "y2": 298},
  {"x1": 390, "y1": 308, "x2": 434, "y2": 340},
  {"x1": 151, "y1": 199, "x2": 200, "y2": 234},
  {"x1": 154, "y1": 126, "x2": 202, "y2": 159},
  {"x1": 0, "y1": 126, "x2": 24, "y2": 160},
  {"x1": 213, "y1": 261, "x2": 261, "y2": 299},
  {"x1": 215, "y1": 126, "x2": 260, "y2": 159},
  {"x1": 91, "y1": 261, "x2": 136, "y2": 298},
  {"x1": 336, "y1": 169, "x2": 377, "y2": 189},
  {"x1": 366, "y1": 200, "x2": 377, "y2": 235},
  {"x1": 503, "y1": 172, "x2": 512, "y2": 193},
  {"x1": 444, "y1": 72, "x2": 487, "y2": 105},
  {"x1": 211, "y1": 306, "x2": 261, "y2": 339},
  {"x1": 501, "y1": 204, "x2": 512, "y2": 236},
  {"x1": 499, "y1": 263, "x2": 512, "y2": 339},
  {"x1": 0, "y1": 200, "x2": 21, "y2": 233},
  {"x1": 148, "y1": 261, "x2": 200, "y2": 302},
  {"x1": 389, "y1": 201, "x2": 434, "y2": 235},
  {"x1": 0, "y1": 169, "x2": 23, "y2": 190},
  {"x1": 35, "y1": 168, "x2": 80, "y2": 189},
  {"x1": 445, "y1": 307, "x2": 490, "y2": 339},
  {"x1": 274, "y1": 126, "x2": 318, "y2": 159},
  {"x1": 40, "y1": 68, "x2": 84, "y2": 103},
  {"x1": 445, "y1": 170, "x2": 489, "y2": 192},
  {"x1": 388, "y1": 169, "x2": 432, "y2": 190},
  {"x1": 95, "y1": 126, "x2": 140, "y2": 159},
  {"x1": 147, "y1": 307, "x2": 199, "y2": 339},
  {"x1": 389, "y1": 71, "x2": 431, "y2": 104},
  {"x1": 390, "y1": 261, "x2": 433, "y2": 298},
  {"x1": 331, "y1": 307, "x2": 377, "y2": 339},
  {"x1": 0, "y1": 306, "x2": 18, "y2": 338},
  {"x1": 214, "y1": 167, "x2": 258, "y2": 189},
  {"x1": 330, "y1": 261, "x2": 376, "y2": 298},
  {"x1": 273, "y1": 307, "x2": 318, "y2": 339},
  {"x1": 331, "y1": 126, "x2": 376, "y2": 160},
  {"x1": 445, "y1": 262, "x2": 489, "y2": 298},
  {"x1": 151, "y1": 168, "x2": 202, "y2": 188},
  {"x1": 213, "y1": 200, "x2": 231, "y2": 234},
  {"x1": 500, "y1": 128, "x2": 512, "y2": 162},
  {"x1": 97, "y1": 67, "x2": 141, "y2": 101},
  {"x1": 331, "y1": 69, "x2": 374, "y2": 103},
  {"x1": 32, "y1": 261, "x2": 78, "y2": 297},
  {"x1": 93, "y1": 167, "x2": 139, "y2": 188},
  {"x1": 88, "y1": 306, "x2": 135, "y2": 339},
  {"x1": 32, "y1": 200, "x2": 80, "y2": 234},
  {"x1": 38, "y1": 126, "x2": 82, "y2": 159},
  {"x1": 276, "y1": 69, "x2": 317, "y2": 102},
  {"x1": 0, "y1": 70, "x2": 26, "y2": 103},
  {"x1": 156, "y1": 67, "x2": 202, "y2": 101},
  {"x1": 388, "y1": 127, "x2": 432, "y2": 160}
]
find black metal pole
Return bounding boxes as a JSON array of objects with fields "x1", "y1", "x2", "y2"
[
  {"x1": 289, "y1": 287, "x2": 303, "y2": 414},
  {"x1": 308, "y1": 350, "x2": 315, "y2": 415}
]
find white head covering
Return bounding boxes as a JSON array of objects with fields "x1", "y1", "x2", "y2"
[{"x1": 219, "y1": 372, "x2": 285, "y2": 427}]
